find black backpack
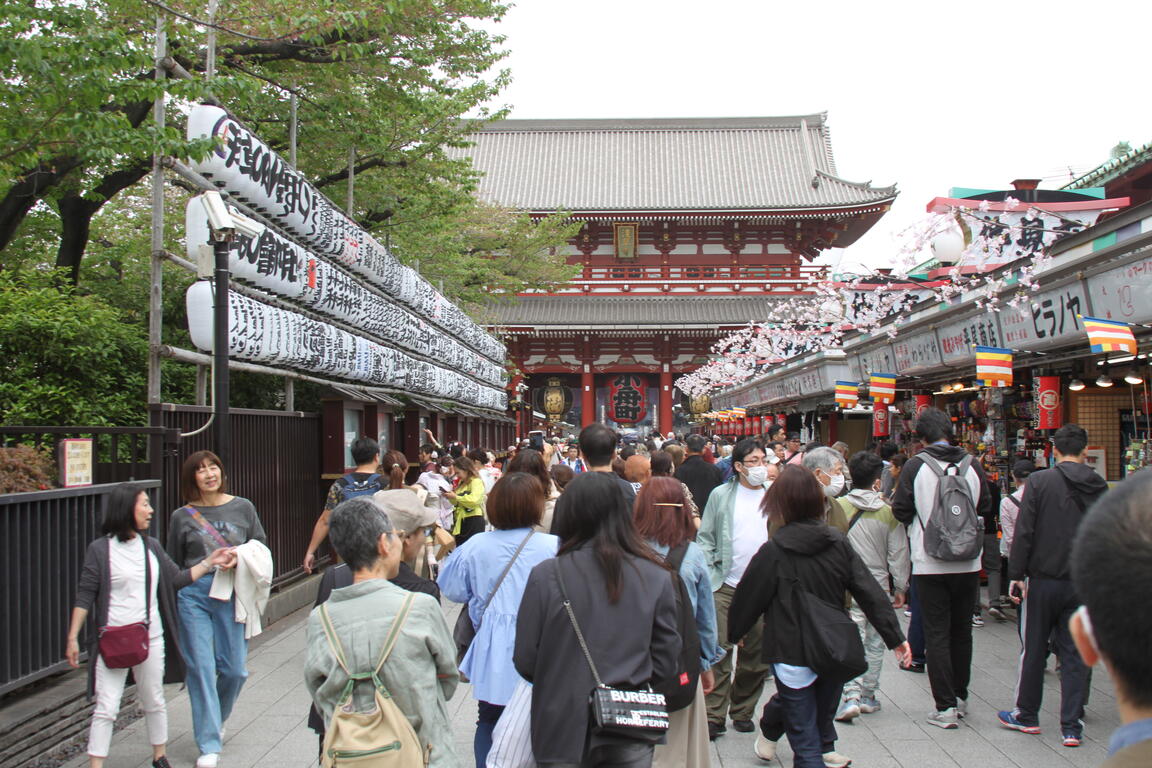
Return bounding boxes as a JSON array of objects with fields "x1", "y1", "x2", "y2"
[{"x1": 654, "y1": 543, "x2": 702, "y2": 712}]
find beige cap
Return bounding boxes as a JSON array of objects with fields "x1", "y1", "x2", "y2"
[{"x1": 371, "y1": 489, "x2": 438, "y2": 533}]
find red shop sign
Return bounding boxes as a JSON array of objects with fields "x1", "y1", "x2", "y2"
[
  {"x1": 1036, "y1": 376, "x2": 1062, "y2": 430},
  {"x1": 608, "y1": 374, "x2": 648, "y2": 424},
  {"x1": 914, "y1": 394, "x2": 932, "y2": 417}
]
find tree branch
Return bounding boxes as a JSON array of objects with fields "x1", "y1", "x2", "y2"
[{"x1": 312, "y1": 156, "x2": 408, "y2": 188}]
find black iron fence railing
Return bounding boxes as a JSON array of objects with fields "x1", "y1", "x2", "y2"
[{"x1": 0, "y1": 481, "x2": 161, "y2": 697}]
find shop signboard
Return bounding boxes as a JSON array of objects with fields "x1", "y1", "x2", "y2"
[
  {"x1": 997, "y1": 282, "x2": 1089, "y2": 352},
  {"x1": 850, "y1": 343, "x2": 896, "y2": 381},
  {"x1": 893, "y1": 329, "x2": 943, "y2": 375},
  {"x1": 1034, "y1": 375, "x2": 1062, "y2": 430},
  {"x1": 937, "y1": 313, "x2": 1000, "y2": 365},
  {"x1": 914, "y1": 394, "x2": 933, "y2": 416},
  {"x1": 872, "y1": 406, "x2": 890, "y2": 437},
  {"x1": 1086, "y1": 255, "x2": 1152, "y2": 326}
]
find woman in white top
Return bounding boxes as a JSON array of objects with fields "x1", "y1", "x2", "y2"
[{"x1": 66, "y1": 483, "x2": 232, "y2": 768}]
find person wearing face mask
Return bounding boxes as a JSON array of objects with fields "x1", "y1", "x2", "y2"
[
  {"x1": 832, "y1": 452, "x2": 910, "y2": 723},
  {"x1": 795, "y1": 447, "x2": 851, "y2": 535},
  {"x1": 697, "y1": 439, "x2": 773, "y2": 741}
]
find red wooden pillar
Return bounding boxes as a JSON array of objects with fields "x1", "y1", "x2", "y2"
[
  {"x1": 402, "y1": 409, "x2": 421, "y2": 462},
  {"x1": 828, "y1": 410, "x2": 839, "y2": 444},
  {"x1": 659, "y1": 367, "x2": 673, "y2": 436},
  {"x1": 581, "y1": 369, "x2": 595, "y2": 427}
]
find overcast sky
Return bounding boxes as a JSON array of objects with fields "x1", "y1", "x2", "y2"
[{"x1": 480, "y1": 0, "x2": 1150, "y2": 270}]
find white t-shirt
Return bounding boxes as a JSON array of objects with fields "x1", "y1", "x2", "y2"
[
  {"x1": 107, "y1": 536, "x2": 161, "y2": 637},
  {"x1": 724, "y1": 483, "x2": 769, "y2": 587}
]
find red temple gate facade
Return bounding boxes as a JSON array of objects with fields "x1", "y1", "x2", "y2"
[{"x1": 457, "y1": 115, "x2": 897, "y2": 436}]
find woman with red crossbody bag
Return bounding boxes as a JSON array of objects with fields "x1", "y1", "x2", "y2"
[{"x1": 66, "y1": 483, "x2": 232, "y2": 768}]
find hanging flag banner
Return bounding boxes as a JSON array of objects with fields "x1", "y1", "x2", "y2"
[
  {"x1": 914, "y1": 394, "x2": 933, "y2": 416},
  {"x1": 1081, "y1": 316, "x2": 1138, "y2": 354},
  {"x1": 1035, "y1": 375, "x2": 1063, "y2": 430},
  {"x1": 870, "y1": 373, "x2": 897, "y2": 404},
  {"x1": 609, "y1": 374, "x2": 648, "y2": 424},
  {"x1": 975, "y1": 346, "x2": 1014, "y2": 387},
  {"x1": 835, "y1": 381, "x2": 859, "y2": 408},
  {"x1": 872, "y1": 405, "x2": 890, "y2": 437}
]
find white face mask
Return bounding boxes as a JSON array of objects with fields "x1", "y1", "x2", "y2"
[
  {"x1": 744, "y1": 465, "x2": 769, "y2": 487},
  {"x1": 823, "y1": 472, "x2": 845, "y2": 497}
]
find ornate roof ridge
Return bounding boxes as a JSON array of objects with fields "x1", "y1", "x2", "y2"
[{"x1": 1063, "y1": 138, "x2": 1152, "y2": 190}]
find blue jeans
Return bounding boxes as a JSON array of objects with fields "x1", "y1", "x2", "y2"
[
  {"x1": 177, "y1": 574, "x2": 249, "y2": 755},
  {"x1": 759, "y1": 677, "x2": 842, "y2": 768},
  {"x1": 908, "y1": 577, "x2": 926, "y2": 664},
  {"x1": 474, "y1": 700, "x2": 504, "y2": 767}
]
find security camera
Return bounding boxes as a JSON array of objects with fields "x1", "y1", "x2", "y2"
[
  {"x1": 226, "y1": 206, "x2": 266, "y2": 239},
  {"x1": 198, "y1": 191, "x2": 233, "y2": 235}
]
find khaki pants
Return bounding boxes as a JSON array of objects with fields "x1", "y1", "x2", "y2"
[
  {"x1": 706, "y1": 583, "x2": 771, "y2": 724},
  {"x1": 652, "y1": 680, "x2": 709, "y2": 768}
]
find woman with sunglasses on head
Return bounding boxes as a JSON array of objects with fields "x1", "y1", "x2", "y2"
[
  {"x1": 633, "y1": 477, "x2": 723, "y2": 768},
  {"x1": 67, "y1": 483, "x2": 232, "y2": 768},
  {"x1": 438, "y1": 472, "x2": 559, "y2": 766},
  {"x1": 167, "y1": 451, "x2": 266, "y2": 768}
]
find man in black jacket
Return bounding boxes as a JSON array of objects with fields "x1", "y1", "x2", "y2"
[
  {"x1": 676, "y1": 433, "x2": 725, "y2": 512},
  {"x1": 998, "y1": 424, "x2": 1108, "y2": 746}
]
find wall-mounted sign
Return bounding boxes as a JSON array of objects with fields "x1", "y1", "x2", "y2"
[
  {"x1": 997, "y1": 282, "x2": 1088, "y2": 352},
  {"x1": 893, "y1": 329, "x2": 943, "y2": 375},
  {"x1": 60, "y1": 439, "x2": 93, "y2": 488},
  {"x1": 937, "y1": 314, "x2": 1000, "y2": 365},
  {"x1": 1086, "y1": 255, "x2": 1152, "y2": 325}
]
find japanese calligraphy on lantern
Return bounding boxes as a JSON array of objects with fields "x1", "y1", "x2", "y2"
[
  {"x1": 186, "y1": 104, "x2": 505, "y2": 365},
  {"x1": 609, "y1": 374, "x2": 648, "y2": 423},
  {"x1": 185, "y1": 282, "x2": 507, "y2": 411},
  {"x1": 938, "y1": 314, "x2": 1000, "y2": 364},
  {"x1": 997, "y1": 282, "x2": 1088, "y2": 351},
  {"x1": 892, "y1": 329, "x2": 942, "y2": 375},
  {"x1": 1086, "y1": 256, "x2": 1152, "y2": 325}
]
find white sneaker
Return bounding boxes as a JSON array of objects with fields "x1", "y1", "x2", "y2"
[
  {"x1": 195, "y1": 755, "x2": 219, "y2": 768},
  {"x1": 835, "y1": 698, "x2": 861, "y2": 722},
  {"x1": 927, "y1": 707, "x2": 959, "y2": 729},
  {"x1": 754, "y1": 734, "x2": 777, "y2": 761},
  {"x1": 957, "y1": 698, "x2": 968, "y2": 718},
  {"x1": 822, "y1": 750, "x2": 852, "y2": 767}
]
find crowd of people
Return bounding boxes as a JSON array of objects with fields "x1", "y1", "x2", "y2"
[{"x1": 67, "y1": 411, "x2": 1152, "y2": 768}]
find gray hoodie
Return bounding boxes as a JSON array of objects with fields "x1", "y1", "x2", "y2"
[{"x1": 838, "y1": 489, "x2": 911, "y2": 595}]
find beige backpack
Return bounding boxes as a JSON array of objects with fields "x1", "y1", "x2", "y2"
[{"x1": 318, "y1": 594, "x2": 428, "y2": 767}]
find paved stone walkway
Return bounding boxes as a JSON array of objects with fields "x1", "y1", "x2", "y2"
[{"x1": 65, "y1": 599, "x2": 1118, "y2": 768}]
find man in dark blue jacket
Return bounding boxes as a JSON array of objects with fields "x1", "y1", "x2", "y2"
[{"x1": 998, "y1": 423, "x2": 1108, "y2": 746}]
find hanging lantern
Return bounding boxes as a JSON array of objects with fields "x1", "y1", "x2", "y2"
[{"x1": 536, "y1": 377, "x2": 572, "y2": 423}]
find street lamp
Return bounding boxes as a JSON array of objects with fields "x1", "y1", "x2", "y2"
[{"x1": 195, "y1": 191, "x2": 265, "y2": 467}]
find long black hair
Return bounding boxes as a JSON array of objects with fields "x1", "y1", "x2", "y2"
[
  {"x1": 102, "y1": 482, "x2": 146, "y2": 542},
  {"x1": 552, "y1": 471, "x2": 666, "y2": 603}
]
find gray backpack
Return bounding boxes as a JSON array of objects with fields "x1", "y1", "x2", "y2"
[{"x1": 918, "y1": 455, "x2": 981, "y2": 561}]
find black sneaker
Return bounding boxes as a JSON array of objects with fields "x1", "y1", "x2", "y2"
[
  {"x1": 903, "y1": 661, "x2": 926, "y2": 673},
  {"x1": 152, "y1": 758, "x2": 173, "y2": 768},
  {"x1": 708, "y1": 721, "x2": 727, "y2": 741},
  {"x1": 732, "y1": 719, "x2": 756, "y2": 733}
]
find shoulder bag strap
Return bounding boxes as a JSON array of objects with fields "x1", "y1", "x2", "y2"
[
  {"x1": 847, "y1": 508, "x2": 866, "y2": 532},
  {"x1": 185, "y1": 505, "x2": 232, "y2": 549},
  {"x1": 374, "y1": 593, "x2": 415, "y2": 676},
  {"x1": 555, "y1": 558, "x2": 605, "y2": 688},
  {"x1": 318, "y1": 603, "x2": 352, "y2": 675},
  {"x1": 142, "y1": 535, "x2": 152, "y2": 628},
  {"x1": 476, "y1": 531, "x2": 535, "y2": 627}
]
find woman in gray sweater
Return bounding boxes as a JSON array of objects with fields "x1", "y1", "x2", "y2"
[{"x1": 66, "y1": 483, "x2": 231, "y2": 768}]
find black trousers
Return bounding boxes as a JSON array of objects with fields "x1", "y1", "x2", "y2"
[
  {"x1": 542, "y1": 742, "x2": 654, "y2": 768},
  {"x1": 915, "y1": 572, "x2": 978, "y2": 711},
  {"x1": 759, "y1": 677, "x2": 842, "y2": 768},
  {"x1": 1015, "y1": 577, "x2": 1087, "y2": 734}
]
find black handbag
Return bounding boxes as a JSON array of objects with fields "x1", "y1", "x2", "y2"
[
  {"x1": 555, "y1": 559, "x2": 669, "y2": 743},
  {"x1": 453, "y1": 530, "x2": 535, "y2": 664},
  {"x1": 773, "y1": 541, "x2": 867, "y2": 685}
]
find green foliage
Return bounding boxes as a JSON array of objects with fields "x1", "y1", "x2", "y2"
[
  {"x1": 0, "y1": 271, "x2": 147, "y2": 425},
  {"x1": 0, "y1": 445, "x2": 56, "y2": 493}
]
